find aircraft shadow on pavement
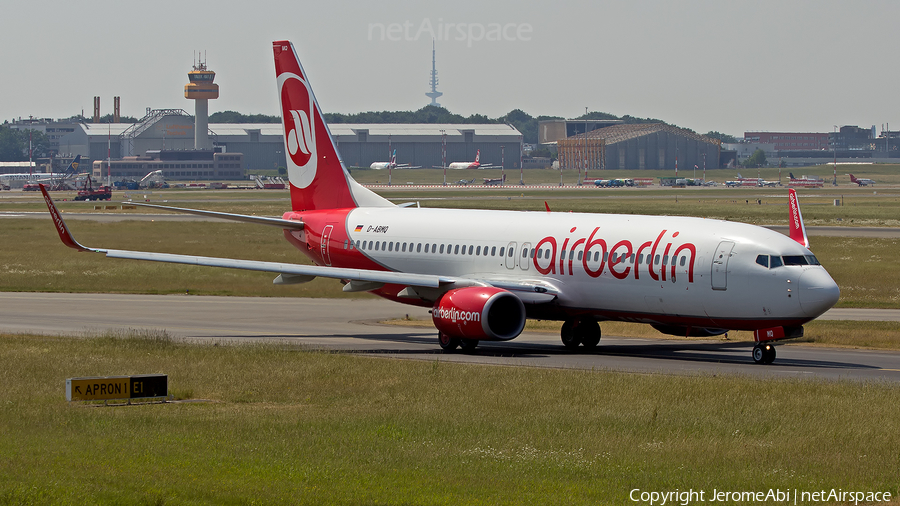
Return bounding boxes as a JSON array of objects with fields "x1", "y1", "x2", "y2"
[
  {"x1": 345, "y1": 332, "x2": 879, "y2": 370},
  {"x1": 203, "y1": 331, "x2": 877, "y2": 370}
]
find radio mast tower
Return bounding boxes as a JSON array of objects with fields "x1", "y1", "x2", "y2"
[{"x1": 425, "y1": 39, "x2": 442, "y2": 107}]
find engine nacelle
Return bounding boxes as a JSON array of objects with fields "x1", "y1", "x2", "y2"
[{"x1": 432, "y1": 287, "x2": 526, "y2": 341}]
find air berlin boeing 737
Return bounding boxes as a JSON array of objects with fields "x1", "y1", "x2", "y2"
[{"x1": 40, "y1": 40, "x2": 840, "y2": 364}]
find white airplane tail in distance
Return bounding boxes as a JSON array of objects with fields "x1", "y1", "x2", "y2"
[{"x1": 40, "y1": 40, "x2": 840, "y2": 364}]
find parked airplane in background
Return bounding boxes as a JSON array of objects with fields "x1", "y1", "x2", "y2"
[
  {"x1": 0, "y1": 155, "x2": 81, "y2": 185},
  {"x1": 369, "y1": 150, "x2": 419, "y2": 170},
  {"x1": 848, "y1": 174, "x2": 875, "y2": 186},
  {"x1": 40, "y1": 40, "x2": 840, "y2": 364},
  {"x1": 447, "y1": 149, "x2": 494, "y2": 169},
  {"x1": 788, "y1": 173, "x2": 825, "y2": 188}
]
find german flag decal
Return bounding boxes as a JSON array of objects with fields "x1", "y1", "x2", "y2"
[{"x1": 354, "y1": 225, "x2": 363, "y2": 232}]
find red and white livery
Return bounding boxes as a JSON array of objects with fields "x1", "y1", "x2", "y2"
[
  {"x1": 40, "y1": 41, "x2": 840, "y2": 364},
  {"x1": 448, "y1": 149, "x2": 493, "y2": 170}
]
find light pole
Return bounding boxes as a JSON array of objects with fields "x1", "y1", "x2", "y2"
[
  {"x1": 500, "y1": 145, "x2": 505, "y2": 187},
  {"x1": 833, "y1": 125, "x2": 838, "y2": 186}
]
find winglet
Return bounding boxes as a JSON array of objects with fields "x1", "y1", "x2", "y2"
[
  {"x1": 544, "y1": 201, "x2": 551, "y2": 213},
  {"x1": 39, "y1": 184, "x2": 90, "y2": 251},
  {"x1": 787, "y1": 188, "x2": 809, "y2": 249}
]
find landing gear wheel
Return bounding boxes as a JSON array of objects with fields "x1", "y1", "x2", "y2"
[
  {"x1": 459, "y1": 339, "x2": 479, "y2": 352},
  {"x1": 560, "y1": 320, "x2": 581, "y2": 349},
  {"x1": 753, "y1": 343, "x2": 776, "y2": 364},
  {"x1": 561, "y1": 318, "x2": 601, "y2": 349},
  {"x1": 438, "y1": 332, "x2": 460, "y2": 352},
  {"x1": 763, "y1": 344, "x2": 776, "y2": 364},
  {"x1": 578, "y1": 319, "x2": 602, "y2": 349}
]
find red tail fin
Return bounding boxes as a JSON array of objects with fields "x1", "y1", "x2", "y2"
[
  {"x1": 475, "y1": 149, "x2": 480, "y2": 163},
  {"x1": 273, "y1": 41, "x2": 391, "y2": 211},
  {"x1": 787, "y1": 189, "x2": 809, "y2": 249}
]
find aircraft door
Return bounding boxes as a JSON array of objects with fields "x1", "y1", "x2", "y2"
[
  {"x1": 519, "y1": 242, "x2": 532, "y2": 270},
  {"x1": 505, "y1": 241, "x2": 517, "y2": 269},
  {"x1": 321, "y1": 224, "x2": 334, "y2": 266},
  {"x1": 711, "y1": 240, "x2": 734, "y2": 290}
]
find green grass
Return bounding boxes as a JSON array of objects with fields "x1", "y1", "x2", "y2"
[
  {"x1": 1, "y1": 331, "x2": 898, "y2": 505},
  {"x1": 0, "y1": 218, "x2": 365, "y2": 298}
]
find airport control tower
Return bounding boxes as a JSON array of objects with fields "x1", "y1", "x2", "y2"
[{"x1": 184, "y1": 56, "x2": 219, "y2": 150}]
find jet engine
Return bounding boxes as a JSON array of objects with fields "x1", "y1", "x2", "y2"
[{"x1": 432, "y1": 287, "x2": 526, "y2": 341}]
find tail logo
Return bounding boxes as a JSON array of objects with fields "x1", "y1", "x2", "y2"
[{"x1": 279, "y1": 73, "x2": 317, "y2": 188}]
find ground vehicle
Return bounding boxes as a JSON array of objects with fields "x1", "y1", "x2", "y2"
[{"x1": 74, "y1": 175, "x2": 112, "y2": 201}]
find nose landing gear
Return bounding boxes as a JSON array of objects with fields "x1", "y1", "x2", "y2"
[{"x1": 752, "y1": 343, "x2": 776, "y2": 364}]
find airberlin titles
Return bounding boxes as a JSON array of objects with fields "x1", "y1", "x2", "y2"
[
  {"x1": 534, "y1": 227, "x2": 696, "y2": 282},
  {"x1": 347, "y1": 222, "x2": 697, "y2": 283}
]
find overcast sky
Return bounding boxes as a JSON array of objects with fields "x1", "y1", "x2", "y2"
[{"x1": 1, "y1": 0, "x2": 896, "y2": 137}]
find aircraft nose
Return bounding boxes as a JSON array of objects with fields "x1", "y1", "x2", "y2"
[{"x1": 798, "y1": 268, "x2": 840, "y2": 317}]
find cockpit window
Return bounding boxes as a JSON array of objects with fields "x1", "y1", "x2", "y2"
[
  {"x1": 782, "y1": 255, "x2": 819, "y2": 266},
  {"x1": 770, "y1": 255, "x2": 783, "y2": 268},
  {"x1": 756, "y1": 255, "x2": 769, "y2": 268}
]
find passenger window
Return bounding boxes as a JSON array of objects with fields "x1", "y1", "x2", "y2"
[
  {"x1": 476, "y1": 245, "x2": 481, "y2": 255},
  {"x1": 440, "y1": 244, "x2": 445, "y2": 254},
  {"x1": 530, "y1": 248, "x2": 535, "y2": 258},
  {"x1": 603, "y1": 252, "x2": 609, "y2": 262},
  {"x1": 594, "y1": 251, "x2": 599, "y2": 262},
  {"x1": 491, "y1": 246, "x2": 496, "y2": 256},
  {"x1": 375, "y1": 242, "x2": 380, "y2": 251},
  {"x1": 454, "y1": 245, "x2": 459, "y2": 254},
  {"x1": 639, "y1": 254, "x2": 644, "y2": 264},
  {"x1": 401, "y1": 243, "x2": 406, "y2": 252},
  {"x1": 654, "y1": 254, "x2": 660, "y2": 265},
  {"x1": 522, "y1": 248, "x2": 527, "y2": 258},
  {"x1": 537, "y1": 249, "x2": 542, "y2": 259},
  {"x1": 680, "y1": 256, "x2": 686, "y2": 267},
  {"x1": 663, "y1": 255, "x2": 668, "y2": 265},
  {"x1": 343, "y1": 240, "x2": 348, "y2": 249},
  {"x1": 468, "y1": 245, "x2": 474, "y2": 255},
  {"x1": 756, "y1": 255, "x2": 769, "y2": 268},
  {"x1": 508, "y1": 248, "x2": 514, "y2": 258},
  {"x1": 577, "y1": 251, "x2": 583, "y2": 261},
  {"x1": 631, "y1": 254, "x2": 636, "y2": 263},
  {"x1": 499, "y1": 247, "x2": 505, "y2": 257},
  {"x1": 389, "y1": 242, "x2": 394, "y2": 252},
  {"x1": 561, "y1": 249, "x2": 566, "y2": 260}
]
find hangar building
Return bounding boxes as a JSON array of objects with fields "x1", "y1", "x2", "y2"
[
  {"x1": 59, "y1": 110, "x2": 522, "y2": 180},
  {"x1": 558, "y1": 124, "x2": 721, "y2": 171}
]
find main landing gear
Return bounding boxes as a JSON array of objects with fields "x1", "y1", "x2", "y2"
[
  {"x1": 560, "y1": 317, "x2": 601, "y2": 350},
  {"x1": 438, "y1": 332, "x2": 478, "y2": 352},
  {"x1": 752, "y1": 343, "x2": 776, "y2": 364}
]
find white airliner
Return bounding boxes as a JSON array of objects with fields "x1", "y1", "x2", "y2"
[
  {"x1": 369, "y1": 150, "x2": 419, "y2": 170},
  {"x1": 40, "y1": 40, "x2": 840, "y2": 364},
  {"x1": 447, "y1": 149, "x2": 493, "y2": 170},
  {"x1": 0, "y1": 155, "x2": 81, "y2": 184}
]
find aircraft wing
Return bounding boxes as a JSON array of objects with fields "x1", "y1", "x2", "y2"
[
  {"x1": 40, "y1": 185, "x2": 558, "y2": 301},
  {"x1": 129, "y1": 202, "x2": 305, "y2": 229}
]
